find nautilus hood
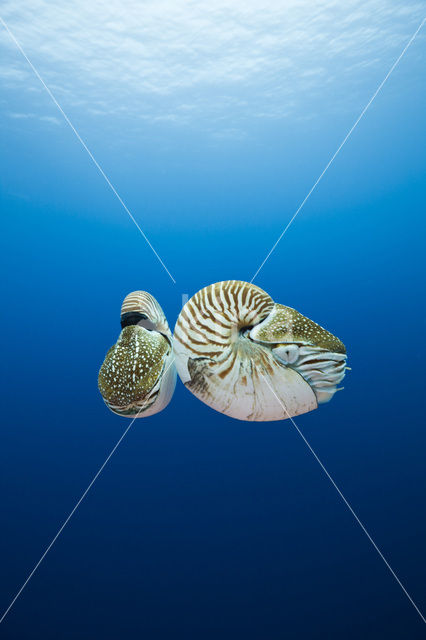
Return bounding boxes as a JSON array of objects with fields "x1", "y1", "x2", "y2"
[{"x1": 249, "y1": 303, "x2": 347, "y2": 406}]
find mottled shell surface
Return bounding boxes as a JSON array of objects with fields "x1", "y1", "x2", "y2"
[
  {"x1": 98, "y1": 291, "x2": 176, "y2": 418},
  {"x1": 174, "y1": 280, "x2": 347, "y2": 422}
]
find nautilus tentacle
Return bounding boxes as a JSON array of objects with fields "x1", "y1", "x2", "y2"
[
  {"x1": 98, "y1": 291, "x2": 176, "y2": 418},
  {"x1": 173, "y1": 281, "x2": 347, "y2": 422}
]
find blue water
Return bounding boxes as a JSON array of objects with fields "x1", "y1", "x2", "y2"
[{"x1": 1, "y1": 5, "x2": 425, "y2": 638}]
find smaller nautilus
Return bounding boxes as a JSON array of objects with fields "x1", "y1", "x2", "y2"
[
  {"x1": 98, "y1": 291, "x2": 176, "y2": 417},
  {"x1": 174, "y1": 280, "x2": 347, "y2": 422}
]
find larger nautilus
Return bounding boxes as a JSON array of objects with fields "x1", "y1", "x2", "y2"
[
  {"x1": 98, "y1": 291, "x2": 176, "y2": 417},
  {"x1": 174, "y1": 280, "x2": 347, "y2": 421}
]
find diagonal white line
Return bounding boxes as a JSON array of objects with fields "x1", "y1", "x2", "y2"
[
  {"x1": 0, "y1": 15, "x2": 176, "y2": 285},
  {"x1": 262, "y1": 375, "x2": 426, "y2": 625},
  {"x1": 0, "y1": 357, "x2": 176, "y2": 625},
  {"x1": 250, "y1": 17, "x2": 425, "y2": 284},
  {"x1": 0, "y1": 418, "x2": 136, "y2": 625}
]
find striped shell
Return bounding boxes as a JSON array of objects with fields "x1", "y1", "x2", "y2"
[
  {"x1": 98, "y1": 291, "x2": 176, "y2": 418},
  {"x1": 173, "y1": 281, "x2": 347, "y2": 422}
]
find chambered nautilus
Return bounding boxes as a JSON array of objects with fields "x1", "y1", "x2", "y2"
[
  {"x1": 98, "y1": 282, "x2": 347, "y2": 422},
  {"x1": 98, "y1": 291, "x2": 176, "y2": 417},
  {"x1": 174, "y1": 280, "x2": 347, "y2": 421}
]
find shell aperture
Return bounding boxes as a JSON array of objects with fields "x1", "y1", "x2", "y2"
[
  {"x1": 173, "y1": 280, "x2": 347, "y2": 422},
  {"x1": 98, "y1": 291, "x2": 176, "y2": 417}
]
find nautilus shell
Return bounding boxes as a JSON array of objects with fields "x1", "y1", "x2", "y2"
[
  {"x1": 98, "y1": 291, "x2": 176, "y2": 417},
  {"x1": 174, "y1": 280, "x2": 347, "y2": 422}
]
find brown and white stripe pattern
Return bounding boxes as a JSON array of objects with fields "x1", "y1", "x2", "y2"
[
  {"x1": 175, "y1": 280, "x2": 273, "y2": 358},
  {"x1": 121, "y1": 290, "x2": 171, "y2": 338},
  {"x1": 174, "y1": 280, "x2": 347, "y2": 422}
]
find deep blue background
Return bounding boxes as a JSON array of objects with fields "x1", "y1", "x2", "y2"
[{"x1": 1, "y1": 11, "x2": 426, "y2": 639}]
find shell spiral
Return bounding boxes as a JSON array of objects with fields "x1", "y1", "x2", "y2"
[
  {"x1": 98, "y1": 291, "x2": 176, "y2": 418},
  {"x1": 174, "y1": 280, "x2": 347, "y2": 422}
]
